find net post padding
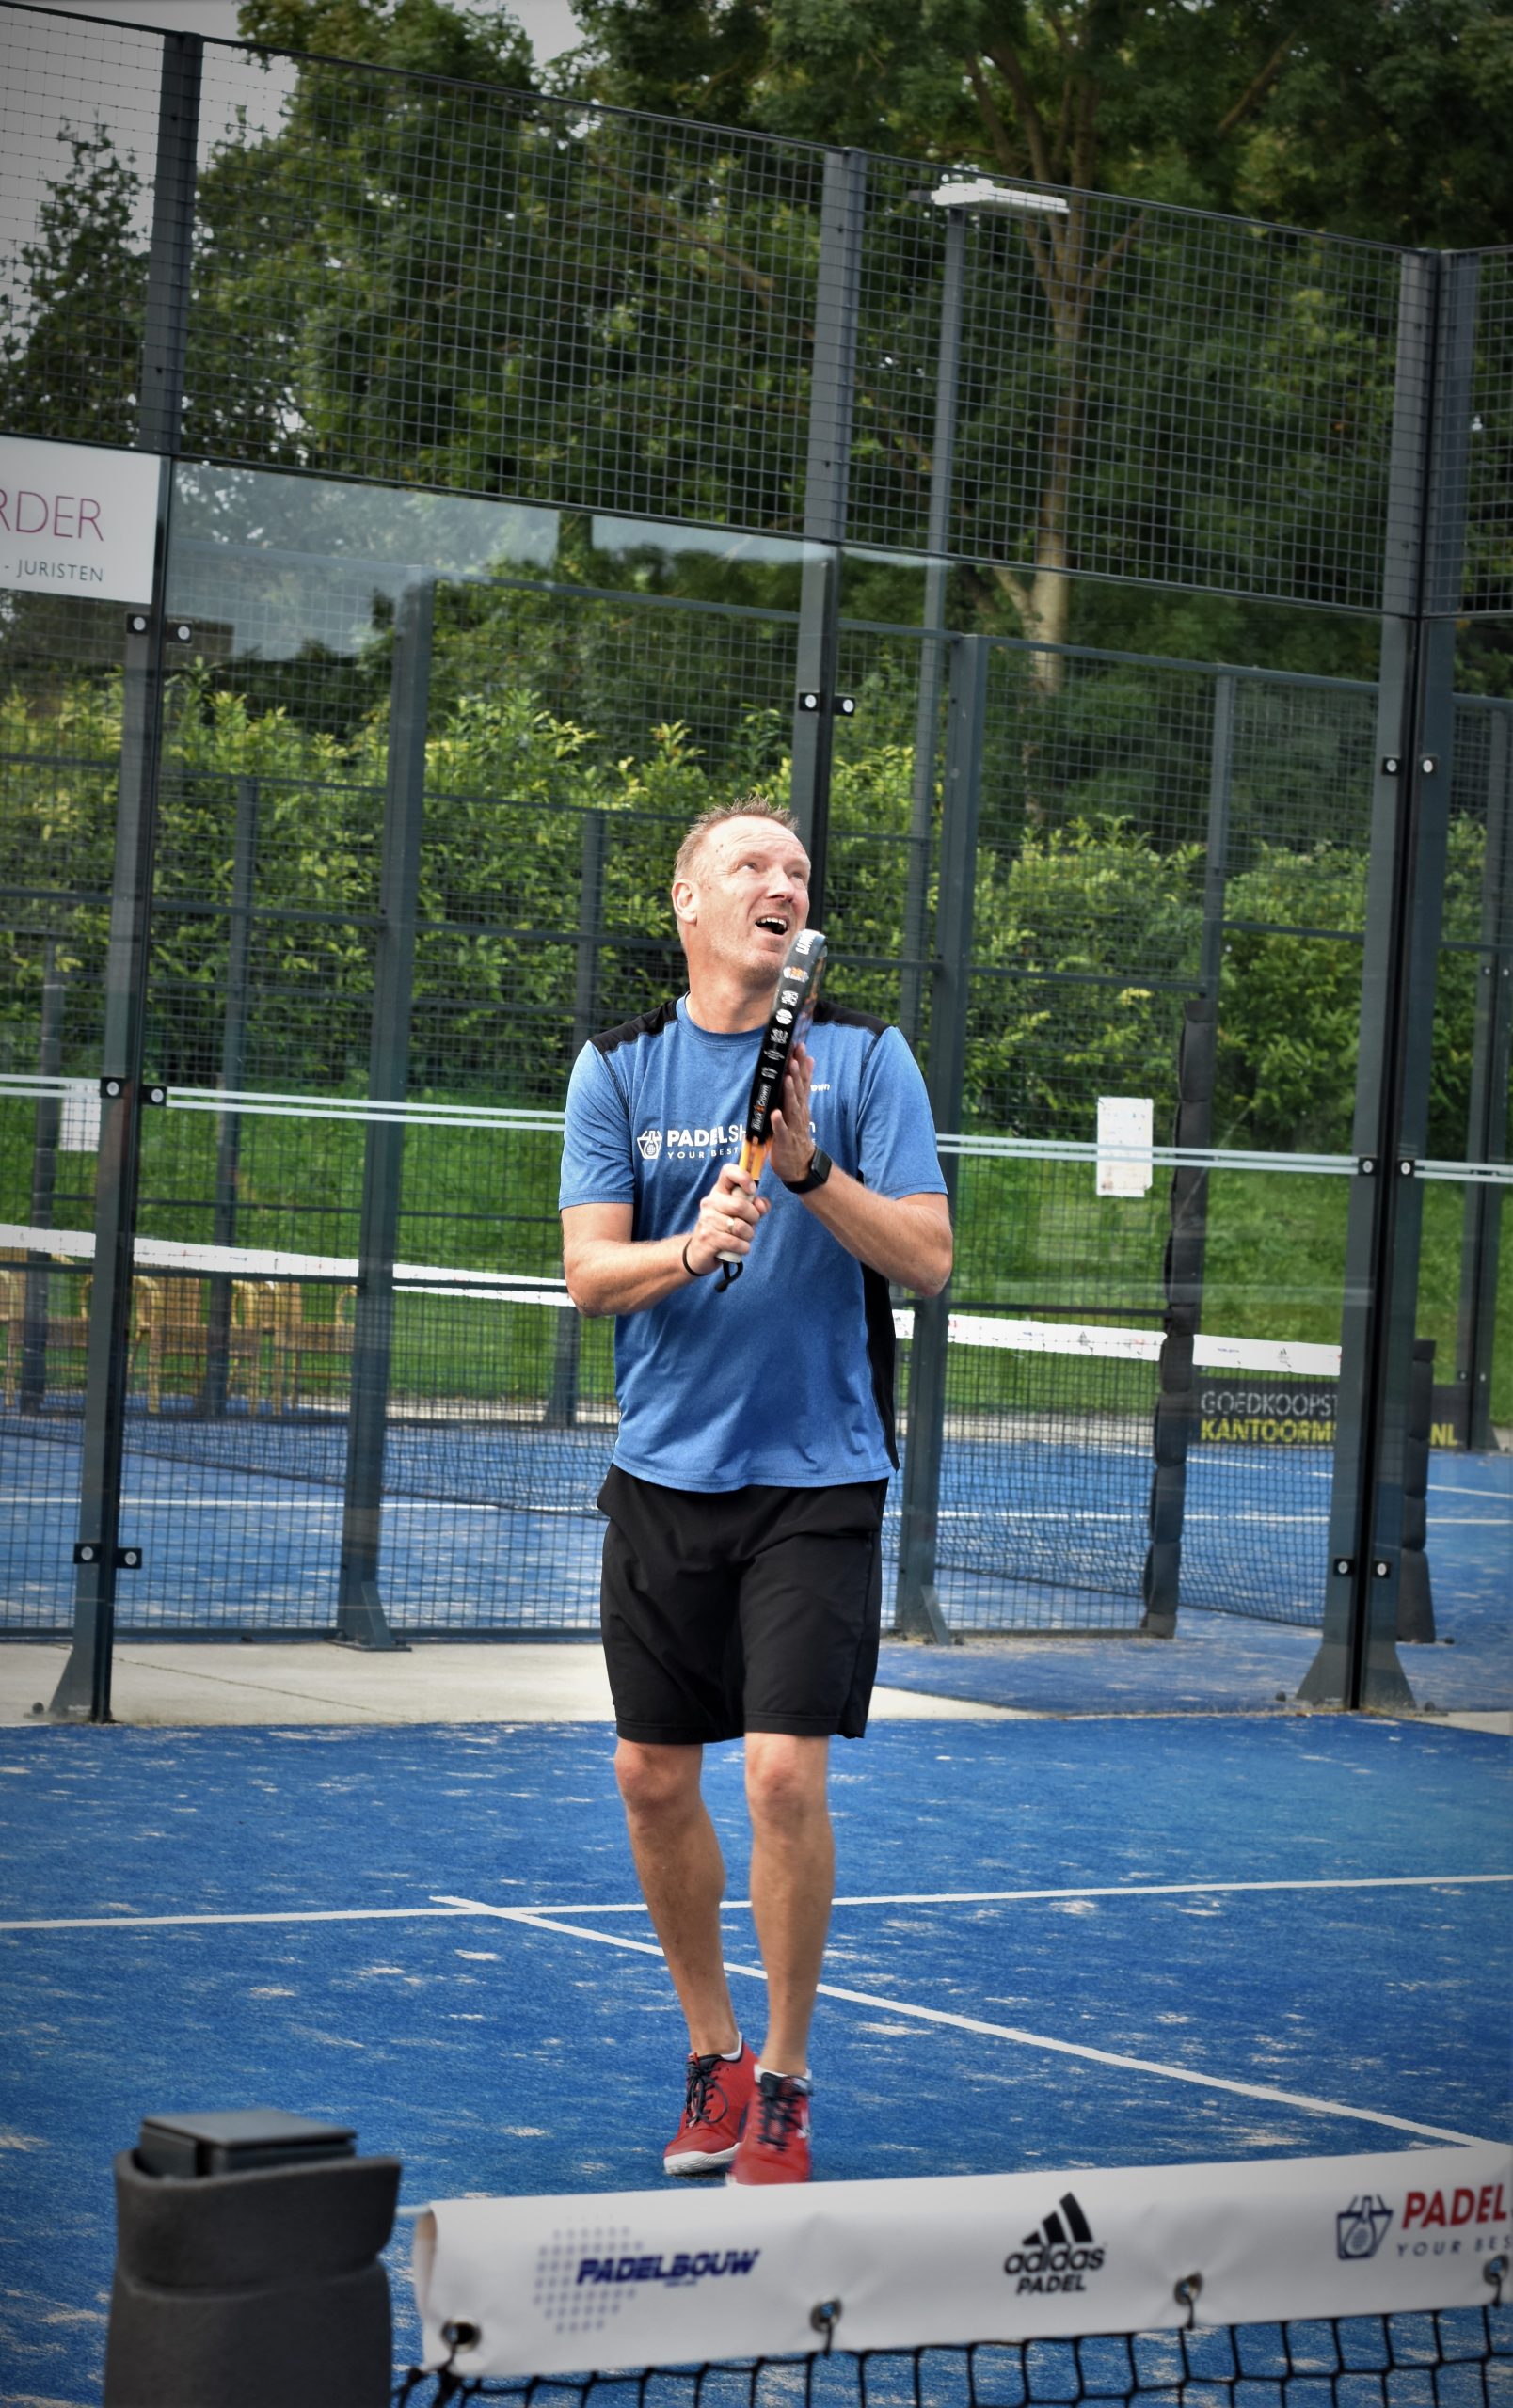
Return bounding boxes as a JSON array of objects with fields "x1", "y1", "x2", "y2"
[
  {"x1": 409, "y1": 2143, "x2": 1511, "y2": 2384},
  {"x1": 1142, "y1": 1000, "x2": 1217, "y2": 1640},
  {"x1": 1396, "y1": 1335, "x2": 1438, "y2": 1643},
  {"x1": 104, "y1": 2145, "x2": 400, "y2": 2405}
]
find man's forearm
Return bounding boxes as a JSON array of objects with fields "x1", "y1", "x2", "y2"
[
  {"x1": 566, "y1": 1232, "x2": 703, "y2": 1318},
  {"x1": 798, "y1": 1168, "x2": 951, "y2": 1294}
]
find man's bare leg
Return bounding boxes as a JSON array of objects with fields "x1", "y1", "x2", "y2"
[
  {"x1": 615, "y1": 1738, "x2": 740, "y2": 2055},
  {"x1": 744, "y1": 1732, "x2": 833, "y2": 2074}
]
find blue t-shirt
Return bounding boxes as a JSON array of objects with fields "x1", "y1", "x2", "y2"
[{"x1": 558, "y1": 995, "x2": 946, "y2": 1492}]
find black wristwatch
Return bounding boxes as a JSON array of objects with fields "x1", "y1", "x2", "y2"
[{"x1": 781, "y1": 1144, "x2": 832, "y2": 1195}]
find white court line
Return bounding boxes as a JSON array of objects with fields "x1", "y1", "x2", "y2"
[
  {"x1": 432, "y1": 1897, "x2": 1487, "y2": 2148},
  {"x1": 0, "y1": 1905, "x2": 488, "y2": 1932},
  {"x1": 4, "y1": 1869, "x2": 1508, "y2": 1934}
]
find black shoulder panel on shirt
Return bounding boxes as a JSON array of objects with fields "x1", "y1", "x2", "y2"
[
  {"x1": 813, "y1": 998, "x2": 887, "y2": 1036},
  {"x1": 812, "y1": 996, "x2": 890, "y2": 1076},
  {"x1": 591, "y1": 998, "x2": 680, "y2": 1059}
]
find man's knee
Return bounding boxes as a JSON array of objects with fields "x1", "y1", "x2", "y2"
[
  {"x1": 615, "y1": 1738, "x2": 703, "y2": 1824},
  {"x1": 744, "y1": 1734, "x2": 829, "y2": 1834}
]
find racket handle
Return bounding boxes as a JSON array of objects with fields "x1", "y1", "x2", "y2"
[{"x1": 713, "y1": 1139, "x2": 766, "y2": 1291}]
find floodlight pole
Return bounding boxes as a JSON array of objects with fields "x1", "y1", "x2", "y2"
[
  {"x1": 900, "y1": 204, "x2": 967, "y2": 1050},
  {"x1": 894, "y1": 637, "x2": 988, "y2": 1642},
  {"x1": 789, "y1": 149, "x2": 866, "y2": 926},
  {"x1": 1301, "y1": 250, "x2": 1477, "y2": 1712}
]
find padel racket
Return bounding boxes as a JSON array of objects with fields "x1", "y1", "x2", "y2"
[{"x1": 715, "y1": 927, "x2": 827, "y2": 1291}]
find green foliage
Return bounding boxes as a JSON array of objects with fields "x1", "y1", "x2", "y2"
[
  {"x1": 0, "y1": 124, "x2": 145, "y2": 446},
  {"x1": 1, "y1": 661, "x2": 1489, "y2": 1156}
]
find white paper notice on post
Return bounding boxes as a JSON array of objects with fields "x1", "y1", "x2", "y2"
[
  {"x1": 1096, "y1": 1095, "x2": 1155, "y2": 1196},
  {"x1": 0, "y1": 436, "x2": 162, "y2": 604}
]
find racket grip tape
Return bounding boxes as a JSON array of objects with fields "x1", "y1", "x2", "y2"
[{"x1": 714, "y1": 1139, "x2": 769, "y2": 1290}]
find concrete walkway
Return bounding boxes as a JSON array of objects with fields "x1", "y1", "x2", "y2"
[
  {"x1": 0, "y1": 1640, "x2": 1027, "y2": 1726},
  {"x1": 1, "y1": 1642, "x2": 1500, "y2": 1732}
]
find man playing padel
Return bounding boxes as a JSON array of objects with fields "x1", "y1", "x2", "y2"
[{"x1": 559, "y1": 799, "x2": 950, "y2": 2185}]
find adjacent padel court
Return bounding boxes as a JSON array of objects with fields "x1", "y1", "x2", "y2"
[
  {"x1": 3, "y1": 1418, "x2": 1507, "y2": 1715},
  {"x1": 1, "y1": 1708, "x2": 1506, "y2": 2402}
]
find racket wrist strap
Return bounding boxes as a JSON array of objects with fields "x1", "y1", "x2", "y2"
[{"x1": 681, "y1": 1237, "x2": 711, "y2": 1279}]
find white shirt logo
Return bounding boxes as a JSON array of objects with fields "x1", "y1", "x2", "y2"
[{"x1": 637, "y1": 1126, "x2": 663, "y2": 1161}]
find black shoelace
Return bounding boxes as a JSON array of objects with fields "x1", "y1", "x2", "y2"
[
  {"x1": 754, "y1": 2077, "x2": 807, "y2": 2151},
  {"x1": 683, "y1": 2052, "x2": 730, "y2": 2127}
]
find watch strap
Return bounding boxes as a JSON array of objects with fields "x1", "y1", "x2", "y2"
[{"x1": 781, "y1": 1144, "x2": 832, "y2": 1195}]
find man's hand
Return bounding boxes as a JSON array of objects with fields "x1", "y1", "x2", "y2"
[
  {"x1": 767, "y1": 1040, "x2": 816, "y2": 1185},
  {"x1": 686, "y1": 1160, "x2": 769, "y2": 1276}
]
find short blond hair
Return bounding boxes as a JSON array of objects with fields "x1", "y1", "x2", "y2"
[{"x1": 672, "y1": 796, "x2": 801, "y2": 887}]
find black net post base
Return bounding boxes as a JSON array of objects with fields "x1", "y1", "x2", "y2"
[{"x1": 390, "y1": 2305, "x2": 1511, "y2": 2408}]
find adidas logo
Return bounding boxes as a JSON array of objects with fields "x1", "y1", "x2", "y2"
[{"x1": 1003, "y1": 2193, "x2": 1106, "y2": 2294}]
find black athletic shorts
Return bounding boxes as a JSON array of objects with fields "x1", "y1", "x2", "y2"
[{"x1": 597, "y1": 1465, "x2": 887, "y2": 1746}]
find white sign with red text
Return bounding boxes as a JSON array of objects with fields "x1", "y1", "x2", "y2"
[
  {"x1": 412, "y1": 2141, "x2": 1511, "y2": 2379},
  {"x1": 0, "y1": 436, "x2": 161, "y2": 604}
]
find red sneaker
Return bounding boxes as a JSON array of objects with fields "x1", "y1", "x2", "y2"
[
  {"x1": 725, "y1": 2068, "x2": 812, "y2": 2186},
  {"x1": 662, "y1": 2041, "x2": 757, "y2": 2177}
]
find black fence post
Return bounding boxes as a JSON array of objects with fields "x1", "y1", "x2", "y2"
[
  {"x1": 336, "y1": 581, "x2": 433, "y2": 1651},
  {"x1": 789, "y1": 148, "x2": 866, "y2": 927},
  {"x1": 900, "y1": 206, "x2": 967, "y2": 1051},
  {"x1": 1396, "y1": 1337, "x2": 1437, "y2": 1642},
  {"x1": 1198, "y1": 673, "x2": 1236, "y2": 1010},
  {"x1": 1141, "y1": 1001, "x2": 1218, "y2": 1640},
  {"x1": 1455, "y1": 702, "x2": 1511, "y2": 1450},
  {"x1": 1139, "y1": 673, "x2": 1234, "y2": 1637},
  {"x1": 48, "y1": 30, "x2": 201, "y2": 1722},
  {"x1": 21, "y1": 943, "x2": 65, "y2": 1410},
  {"x1": 201, "y1": 774, "x2": 259, "y2": 1418},
  {"x1": 547, "y1": 809, "x2": 607, "y2": 1429},
  {"x1": 1301, "y1": 250, "x2": 1477, "y2": 1711},
  {"x1": 893, "y1": 636, "x2": 987, "y2": 1642}
]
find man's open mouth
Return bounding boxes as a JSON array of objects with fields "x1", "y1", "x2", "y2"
[{"x1": 755, "y1": 915, "x2": 789, "y2": 935}]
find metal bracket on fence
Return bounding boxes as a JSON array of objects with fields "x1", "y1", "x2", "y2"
[
  {"x1": 1397, "y1": 1156, "x2": 1417, "y2": 1177},
  {"x1": 98, "y1": 1078, "x2": 167, "y2": 1105},
  {"x1": 1381, "y1": 755, "x2": 1401, "y2": 775},
  {"x1": 1357, "y1": 1156, "x2": 1378, "y2": 1175},
  {"x1": 73, "y1": 1542, "x2": 140, "y2": 1569},
  {"x1": 1332, "y1": 1556, "x2": 1355, "y2": 1577},
  {"x1": 795, "y1": 691, "x2": 855, "y2": 717}
]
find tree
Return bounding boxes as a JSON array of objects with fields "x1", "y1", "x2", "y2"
[{"x1": 0, "y1": 122, "x2": 146, "y2": 446}]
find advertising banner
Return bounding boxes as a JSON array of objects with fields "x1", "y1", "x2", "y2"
[
  {"x1": 412, "y1": 2141, "x2": 1510, "y2": 2379},
  {"x1": 0, "y1": 436, "x2": 162, "y2": 604}
]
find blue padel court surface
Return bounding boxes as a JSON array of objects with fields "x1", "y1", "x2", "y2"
[
  {"x1": 1, "y1": 1713, "x2": 1507, "y2": 2404},
  {"x1": 3, "y1": 1425, "x2": 1508, "y2": 1714}
]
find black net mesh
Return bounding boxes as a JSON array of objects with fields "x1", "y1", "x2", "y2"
[{"x1": 389, "y1": 2306, "x2": 1511, "y2": 2408}]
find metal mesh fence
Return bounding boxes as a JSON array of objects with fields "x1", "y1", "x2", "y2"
[
  {"x1": 1465, "y1": 251, "x2": 1513, "y2": 617},
  {"x1": 187, "y1": 39, "x2": 827, "y2": 531},
  {"x1": 852, "y1": 161, "x2": 1407, "y2": 614},
  {"x1": 0, "y1": 4, "x2": 1486, "y2": 616},
  {"x1": 0, "y1": 5, "x2": 160, "y2": 450},
  {"x1": 0, "y1": 555, "x2": 1503, "y2": 1640},
  {"x1": 1, "y1": 4, "x2": 1509, "y2": 1680}
]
